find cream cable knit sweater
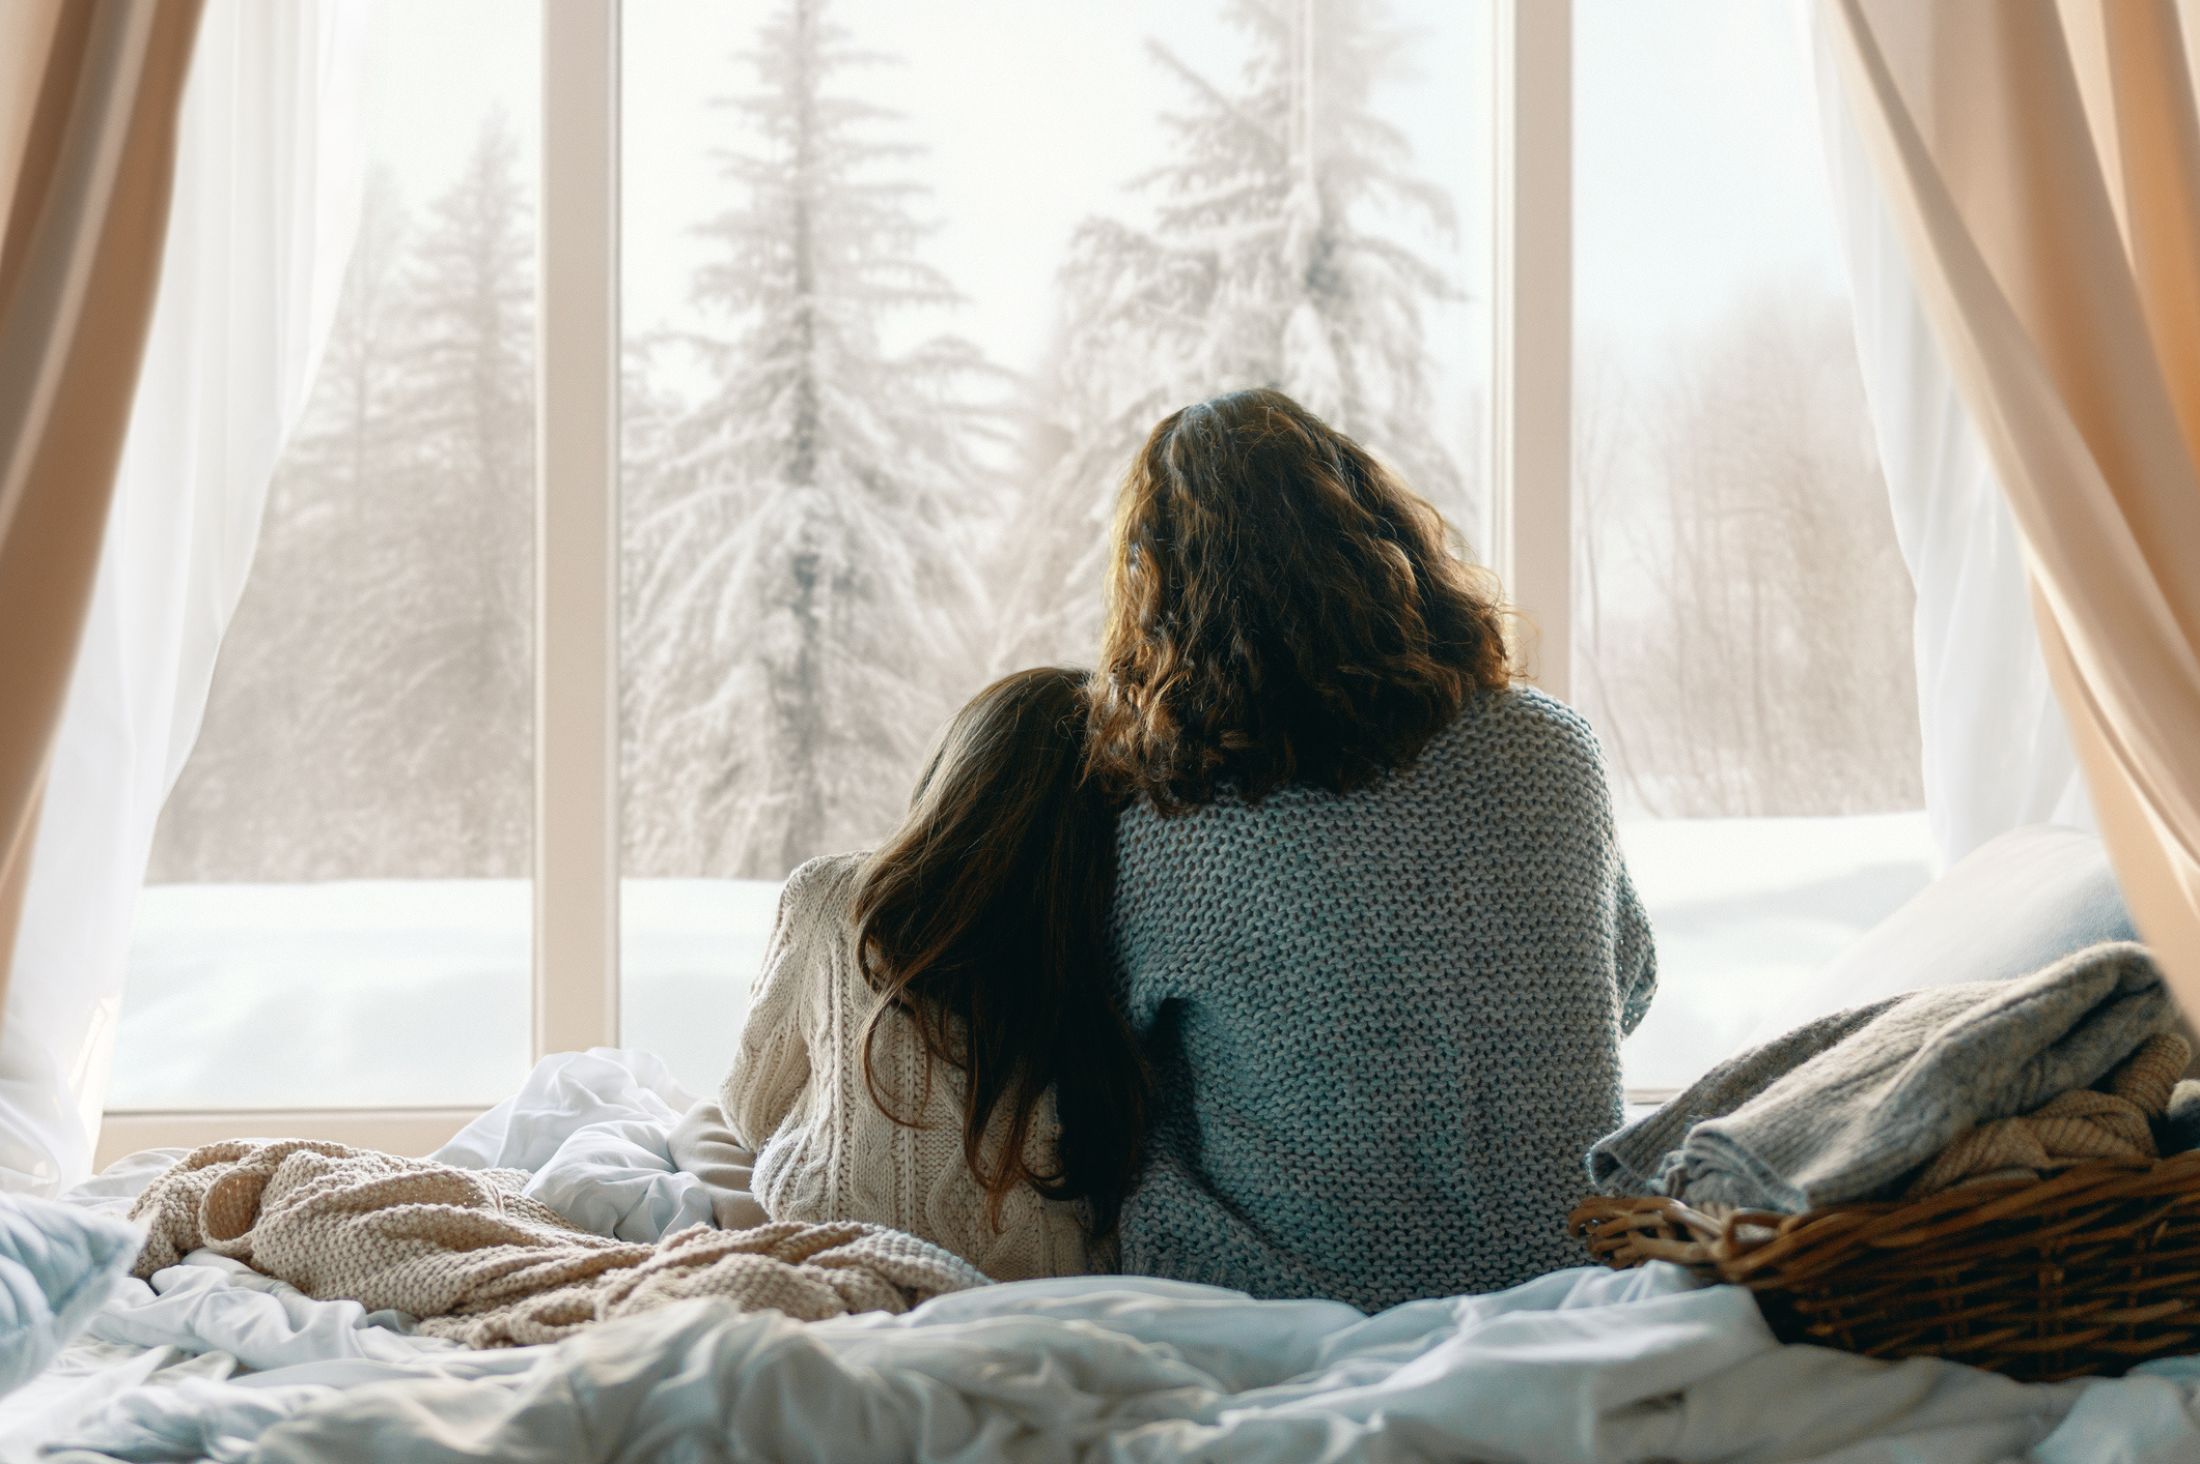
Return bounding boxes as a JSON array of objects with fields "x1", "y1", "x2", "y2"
[{"x1": 677, "y1": 852, "x2": 1097, "y2": 1283}]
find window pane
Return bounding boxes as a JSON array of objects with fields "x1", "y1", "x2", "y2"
[
  {"x1": 113, "y1": 3, "x2": 541, "y2": 1110},
  {"x1": 620, "y1": 0, "x2": 1493, "y2": 1093},
  {"x1": 1572, "y1": 0, "x2": 1931, "y2": 1091}
]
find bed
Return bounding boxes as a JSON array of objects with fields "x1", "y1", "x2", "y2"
[{"x1": 6, "y1": 1050, "x2": 2195, "y2": 1463}]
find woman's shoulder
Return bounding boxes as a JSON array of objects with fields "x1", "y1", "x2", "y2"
[
  {"x1": 1433, "y1": 683, "x2": 1607, "y2": 776},
  {"x1": 1119, "y1": 685, "x2": 1609, "y2": 830},
  {"x1": 1379, "y1": 684, "x2": 1617, "y2": 823},
  {"x1": 1457, "y1": 680, "x2": 1595, "y2": 737}
]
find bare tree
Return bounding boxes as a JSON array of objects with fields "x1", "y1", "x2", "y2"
[{"x1": 1578, "y1": 290, "x2": 1922, "y2": 818}]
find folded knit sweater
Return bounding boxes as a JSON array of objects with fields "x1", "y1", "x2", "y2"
[
  {"x1": 1590, "y1": 941, "x2": 2175, "y2": 1211},
  {"x1": 1111, "y1": 686, "x2": 1656, "y2": 1311}
]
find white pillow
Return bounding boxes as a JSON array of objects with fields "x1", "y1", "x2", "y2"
[
  {"x1": 1745, "y1": 824, "x2": 2136, "y2": 1047},
  {"x1": 0, "y1": 1192, "x2": 142, "y2": 1398}
]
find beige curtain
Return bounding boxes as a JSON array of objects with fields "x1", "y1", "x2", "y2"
[
  {"x1": 0, "y1": 1, "x2": 205, "y2": 1025},
  {"x1": 1820, "y1": 0, "x2": 2200, "y2": 1007}
]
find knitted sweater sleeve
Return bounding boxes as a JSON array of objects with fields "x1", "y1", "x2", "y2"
[
  {"x1": 1576, "y1": 703, "x2": 1656, "y2": 1036},
  {"x1": 1614, "y1": 858, "x2": 1657, "y2": 1036},
  {"x1": 666, "y1": 1097, "x2": 770, "y2": 1231},
  {"x1": 721, "y1": 860, "x2": 837, "y2": 1150}
]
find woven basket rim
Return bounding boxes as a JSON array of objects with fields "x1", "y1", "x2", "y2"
[
  {"x1": 1568, "y1": 1150, "x2": 2200, "y2": 1381},
  {"x1": 1569, "y1": 1149, "x2": 2200, "y2": 1269}
]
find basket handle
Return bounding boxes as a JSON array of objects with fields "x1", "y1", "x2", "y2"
[{"x1": 1571, "y1": 1194, "x2": 1794, "y2": 1268}]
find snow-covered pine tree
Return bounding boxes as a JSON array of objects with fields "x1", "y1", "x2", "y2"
[
  {"x1": 995, "y1": 0, "x2": 1465, "y2": 670},
  {"x1": 628, "y1": 0, "x2": 999, "y2": 878},
  {"x1": 147, "y1": 169, "x2": 417, "y2": 882},
  {"x1": 617, "y1": 340, "x2": 700, "y2": 877},
  {"x1": 393, "y1": 110, "x2": 535, "y2": 873},
  {"x1": 327, "y1": 110, "x2": 535, "y2": 876},
  {"x1": 285, "y1": 167, "x2": 415, "y2": 511},
  {"x1": 152, "y1": 118, "x2": 536, "y2": 883}
]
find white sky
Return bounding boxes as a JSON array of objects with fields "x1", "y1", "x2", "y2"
[
  {"x1": 1574, "y1": 0, "x2": 1846, "y2": 343},
  {"x1": 615, "y1": 0, "x2": 1486, "y2": 372},
  {"x1": 360, "y1": 0, "x2": 1850, "y2": 461}
]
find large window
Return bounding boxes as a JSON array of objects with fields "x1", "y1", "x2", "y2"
[
  {"x1": 113, "y1": 2, "x2": 540, "y2": 1111},
  {"x1": 111, "y1": 0, "x2": 1928, "y2": 1139},
  {"x1": 1572, "y1": 0, "x2": 1929, "y2": 1091},
  {"x1": 615, "y1": 0, "x2": 1493, "y2": 1092}
]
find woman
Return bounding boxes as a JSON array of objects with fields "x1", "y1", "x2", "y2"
[
  {"x1": 671, "y1": 668, "x2": 1145, "y2": 1281},
  {"x1": 1093, "y1": 388, "x2": 1656, "y2": 1310}
]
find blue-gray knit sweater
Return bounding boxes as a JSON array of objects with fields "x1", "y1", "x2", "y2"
[{"x1": 1110, "y1": 686, "x2": 1655, "y2": 1311}]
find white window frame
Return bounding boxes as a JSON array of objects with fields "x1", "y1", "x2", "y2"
[
  {"x1": 535, "y1": 0, "x2": 623, "y2": 1062},
  {"x1": 98, "y1": 0, "x2": 1573, "y2": 1164},
  {"x1": 97, "y1": 0, "x2": 627, "y2": 1165},
  {"x1": 1490, "y1": 0, "x2": 1572, "y2": 702}
]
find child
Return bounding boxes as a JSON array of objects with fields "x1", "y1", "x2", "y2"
[{"x1": 672, "y1": 668, "x2": 1144, "y2": 1281}]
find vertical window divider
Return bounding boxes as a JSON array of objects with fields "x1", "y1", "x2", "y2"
[
  {"x1": 537, "y1": 0, "x2": 622, "y2": 1059},
  {"x1": 1490, "y1": 0, "x2": 1573, "y2": 700}
]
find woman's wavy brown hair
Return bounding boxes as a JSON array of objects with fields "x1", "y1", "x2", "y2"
[
  {"x1": 851, "y1": 667, "x2": 1145, "y2": 1238},
  {"x1": 1090, "y1": 388, "x2": 1513, "y2": 810}
]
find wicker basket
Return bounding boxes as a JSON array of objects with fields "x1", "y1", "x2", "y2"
[{"x1": 1569, "y1": 1150, "x2": 2200, "y2": 1381}]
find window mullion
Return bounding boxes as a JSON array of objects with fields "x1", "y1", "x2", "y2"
[
  {"x1": 536, "y1": 0, "x2": 622, "y2": 1059},
  {"x1": 1490, "y1": 0, "x2": 1574, "y2": 700}
]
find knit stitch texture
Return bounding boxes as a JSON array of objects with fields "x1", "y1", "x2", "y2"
[
  {"x1": 1111, "y1": 686, "x2": 1656, "y2": 1311},
  {"x1": 129, "y1": 1139, "x2": 987, "y2": 1347},
  {"x1": 1591, "y1": 940, "x2": 2176, "y2": 1212},
  {"x1": 712, "y1": 853, "x2": 1099, "y2": 1281}
]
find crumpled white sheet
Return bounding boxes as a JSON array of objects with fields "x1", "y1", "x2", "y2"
[
  {"x1": 0, "y1": 1341, "x2": 233, "y2": 1464},
  {"x1": 48, "y1": 1265, "x2": 2200, "y2": 1464},
  {"x1": 430, "y1": 1047, "x2": 720, "y2": 1244},
  {"x1": 25, "y1": 1048, "x2": 2200, "y2": 1463},
  {"x1": 68, "y1": 1047, "x2": 714, "y2": 1247},
  {"x1": 89, "y1": 1255, "x2": 446, "y2": 1370},
  {"x1": 7, "y1": 1049, "x2": 700, "y2": 1459}
]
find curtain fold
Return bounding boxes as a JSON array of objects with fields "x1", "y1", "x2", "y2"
[
  {"x1": 0, "y1": 0, "x2": 366, "y2": 1191},
  {"x1": 0, "y1": 0, "x2": 206, "y2": 1092},
  {"x1": 1810, "y1": 10, "x2": 2093, "y2": 868},
  {"x1": 1817, "y1": 0, "x2": 2200, "y2": 1009}
]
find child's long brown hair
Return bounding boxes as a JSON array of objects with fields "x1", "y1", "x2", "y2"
[{"x1": 850, "y1": 667, "x2": 1145, "y2": 1237}]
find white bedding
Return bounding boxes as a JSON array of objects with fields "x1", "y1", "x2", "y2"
[{"x1": 11, "y1": 1049, "x2": 2200, "y2": 1463}]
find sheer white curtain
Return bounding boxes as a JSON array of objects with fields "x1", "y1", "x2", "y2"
[
  {"x1": 1808, "y1": 0, "x2": 2200, "y2": 1010},
  {"x1": 1808, "y1": 6, "x2": 2096, "y2": 870},
  {"x1": 0, "y1": 0, "x2": 367, "y2": 1192}
]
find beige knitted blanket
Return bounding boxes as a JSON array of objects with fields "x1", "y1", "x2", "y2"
[
  {"x1": 129, "y1": 1140, "x2": 989, "y2": 1348},
  {"x1": 1904, "y1": 1032, "x2": 2192, "y2": 1197}
]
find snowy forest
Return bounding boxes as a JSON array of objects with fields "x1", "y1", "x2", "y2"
[{"x1": 148, "y1": 0, "x2": 1920, "y2": 888}]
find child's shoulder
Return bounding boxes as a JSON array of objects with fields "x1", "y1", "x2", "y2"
[
  {"x1": 776, "y1": 850, "x2": 869, "y2": 931},
  {"x1": 784, "y1": 848, "x2": 868, "y2": 892}
]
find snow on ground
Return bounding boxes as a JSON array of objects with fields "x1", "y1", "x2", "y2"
[
  {"x1": 109, "y1": 813, "x2": 1935, "y2": 1110},
  {"x1": 1616, "y1": 812, "x2": 1935, "y2": 1092},
  {"x1": 617, "y1": 878, "x2": 786, "y2": 1102}
]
